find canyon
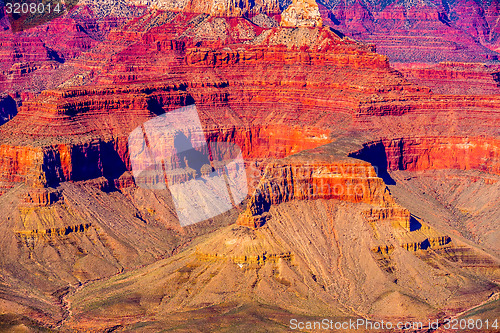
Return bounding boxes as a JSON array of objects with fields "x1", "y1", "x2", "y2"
[
  {"x1": 323, "y1": 0, "x2": 500, "y2": 63},
  {"x1": 0, "y1": 0, "x2": 499, "y2": 331}
]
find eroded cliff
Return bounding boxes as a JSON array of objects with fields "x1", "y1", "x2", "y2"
[{"x1": 0, "y1": 3, "x2": 499, "y2": 331}]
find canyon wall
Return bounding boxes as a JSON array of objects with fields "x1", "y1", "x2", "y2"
[
  {"x1": 0, "y1": 3, "x2": 499, "y2": 329},
  {"x1": 0, "y1": 14, "x2": 410, "y2": 196},
  {"x1": 394, "y1": 62, "x2": 500, "y2": 95},
  {"x1": 185, "y1": 44, "x2": 388, "y2": 68},
  {"x1": 1, "y1": 9, "x2": 499, "y2": 203},
  {"x1": 323, "y1": 0, "x2": 500, "y2": 63},
  {"x1": 151, "y1": 0, "x2": 282, "y2": 16},
  {"x1": 236, "y1": 152, "x2": 397, "y2": 228},
  {"x1": 350, "y1": 137, "x2": 500, "y2": 176}
]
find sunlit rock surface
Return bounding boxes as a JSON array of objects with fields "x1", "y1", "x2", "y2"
[{"x1": 0, "y1": 2, "x2": 499, "y2": 331}]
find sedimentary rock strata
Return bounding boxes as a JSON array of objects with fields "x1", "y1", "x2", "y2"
[
  {"x1": 0, "y1": 2, "x2": 499, "y2": 331},
  {"x1": 350, "y1": 137, "x2": 500, "y2": 176},
  {"x1": 236, "y1": 154, "x2": 394, "y2": 228},
  {"x1": 324, "y1": 0, "x2": 500, "y2": 63},
  {"x1": 395, "y1": 62, "x2": 500, "y2": 95},
  {"x1": 150, "y1": 0, "x2": 281, "y2": 16}
]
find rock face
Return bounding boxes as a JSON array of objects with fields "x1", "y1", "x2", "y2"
[
  {"x1": 0, "y1": 12, "x2": 406, "y2": 196},
  {"x1": 394, "y1": 62, "x2": 500, "y2": 95},
  {"x1": 0, "y1": 3, "x2": 499, "y2": 331},
  {"x1": 280, "y1": 0, "x2": 323, "y2": 27},
  {"x1": 350, "y1": 137, "x2": 500, "y2": 176},
  {"x1": 323, "y1": 0, "x2": 500, "y2": 63},
  {"x1": 150, "y1": 0, "x2": 281, "y2": 16},
  {"x1": 236, "y1": 152, "x2": 395, "y2": 228},
  {"x1": 0, "y1": 2, "x2": 137, "y2": 99}
]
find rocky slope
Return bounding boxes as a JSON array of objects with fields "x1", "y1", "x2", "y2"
[
  {"x1": 66, "y1": 197, "x2": 499, "y2": 331},
  {"x1": 322, "y1": 0, "x2": 500, "y2": 63},
  {"x1": 0, "y1": 1, "x2": 143, "y2": 106},
  {"x1": 388, "y1": 169, "x2": 500, "y2": 257}
]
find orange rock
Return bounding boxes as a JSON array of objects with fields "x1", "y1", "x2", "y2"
[
  {"x1": 151, "y1": 0, "x2": 281, "y2": 16},
  {"x1": 237, "y1": 158, "x2": 395, "y2": 228},
  {"x1": 351, "y1": 137, "x2": 500, "y2": 176}
]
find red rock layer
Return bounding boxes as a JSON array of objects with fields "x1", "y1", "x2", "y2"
[
  {"x1": 185, "y1": 43, "x2": 388, "y2": 68},
  {"x1": 393, "y1": 62, "x2": 500, "y2": 95},
  {"x1": 0, "y1": 125, "x2": 331, "y2": 194},
  {"x1": 0, "y1": 144, "x2": 42, "y2": 194},
  {"x1": 325, "y1": 0, "x2": 500, "y2": 63},
  {"x1": 350, "y1": 137, "x2": 500, "y2": 176},
  {"x1": 0, "y1": 14, "x2": 419, "y2": 194},
  {"x1": 0, "y1": 6, "x2": 127, "y2": 95},
  {"x1": 237, "y1": 152, "x2": 396, "y2": 228},
  {"x1": 356, "y1": 94, "x2": 500, "y2": 117},
  {"x1": 1, "y1": 10, "x2": 499, "y2": 201},
  {"x1": 151, "y1": 0, "x2": 281, "y2": 16}
]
